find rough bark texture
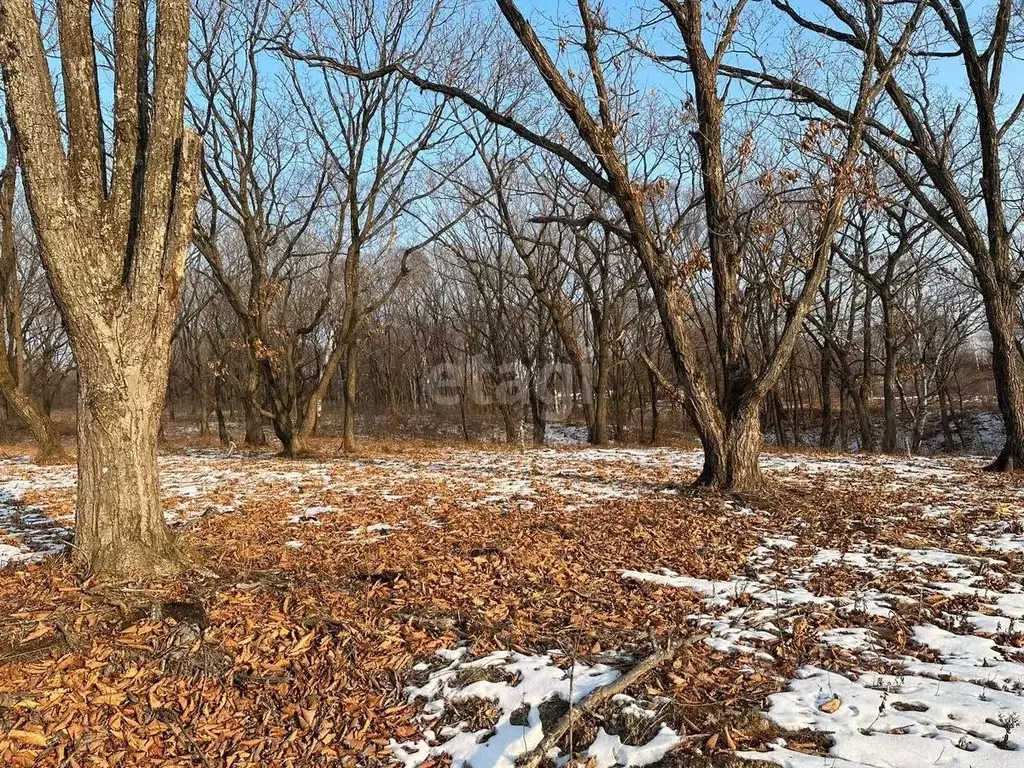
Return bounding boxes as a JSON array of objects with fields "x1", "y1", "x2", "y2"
[
  {"x1": 75, "y1": 366, "x2": 178, "y2": 575},
  {"x1": 0, "y1": 0, "x2": 201, "y2": 576},
  {"x1": 984, "y1": 291, "x2": 1024, "y2": 471},
  {"x1": 242, "y1": 369, "x2": 267, "y2": 446},
  {"x1": 695, "y1": 410, "x2": 763, "y2": 491}
]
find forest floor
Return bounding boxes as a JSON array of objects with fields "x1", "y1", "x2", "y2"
[{"x1": 0, "y1": 440, "x2": 1023, "y2": 767}]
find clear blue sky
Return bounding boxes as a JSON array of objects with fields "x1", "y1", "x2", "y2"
[{"x1": 513, "y1": 0, "x2": 1024, "y2": 116}]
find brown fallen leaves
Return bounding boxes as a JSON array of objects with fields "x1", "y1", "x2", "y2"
[
  {"x1": 0, "y1": 442, "x2": 1019, "y2": 767},
  {"x1": 0, "y1": 443, "x2": 771, "y2": 767}
]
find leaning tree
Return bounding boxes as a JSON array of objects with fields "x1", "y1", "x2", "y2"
[
  {"x1": 724, "y1": 0, "x2": 1024, "y2": 471},
  {"x1": 0, "y1": 0, "x2": 201, "y2": 575},
  {"x1": 0, "y1": 122, "x2": 70, "y2": 465}
]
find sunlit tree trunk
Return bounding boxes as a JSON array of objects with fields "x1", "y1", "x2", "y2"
[{"x1": 0, "y1": 0, "x2": 201, "y2": 576}]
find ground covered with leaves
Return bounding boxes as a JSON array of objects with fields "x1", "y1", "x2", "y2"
[{"x1": 1, "y1": 442, "x2": 1023, "y2": 767}]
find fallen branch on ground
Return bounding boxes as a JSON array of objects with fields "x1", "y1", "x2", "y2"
[{"x1": 518, "y1": 633, "x2": 708, "y2": 768}]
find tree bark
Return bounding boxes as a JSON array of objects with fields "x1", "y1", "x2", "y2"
[
  {"x1": 528, "y1": 370, "x2": 546, "y2": 445},
  {"x1": 696, "y1": 409, "x2": 763, "y2": 493},
  {"x1": 275, "y1": 424, "x2": 305, "y2": 458},
  {"x1": 214, "y1": 372, "x2": 231, "y2": 447},
  {"x1": 819, "y1": 349, "x2": 834, "y2": 448},
  {"x1": 0, "y1": 0, "x2": 201, "y2": 576},
  {"x1": 242, "y1": 367, "x2": 266, "y2": 446},
  {"x1": 75, "y1": 364, "x2": 181, "y2": 576},
  {"x1": 341, "y1": 339, "x2": 358, "y2": 453},
  {"x1": 648, "y1": 367, "x2": 659, "y2": 445},
  {"x1": 984, "y1": 292, "x2": 1024, "y2": 470},
  {"x1": 590, "y1": 349, "x2": 610, "y2": 445},
  {"x1": 880, "y1": 295, "x2": 899, "y2": 453}
]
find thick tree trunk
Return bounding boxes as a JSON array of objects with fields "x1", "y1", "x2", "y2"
[
  {"x1": 502, "y1": 408, "x2": 518, "y2": 444},
  {"x1": 984, "y1": 294, "x2": 1024, "y2": 471},
  {"x1": 0, "y1": 0, "x2": 201, "y2": 578},
  {"x1": 75, "y1": 367, "x2": 182, "y2": 577},
  {"x1": 243, "y1": 368, "x2": 266, "y2": 447},
  {"x1": 275, "y1": 426, "x2": 305, "y2": 458},
  {"x1": 696, "y1": 410, "x2": 763, "y2": 493}
]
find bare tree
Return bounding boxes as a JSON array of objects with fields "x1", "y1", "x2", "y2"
[
  {"x1": 190, "y1": 0, "x2": 343, "y2": 457},
  {"x1": 279, "y1": 0, "x2": 465, "y2": 452},
  {"x1": 725, "y1": 0, "x2": 1024, "y2": 471},
  {"x1": 279, "y1": 0, "x2": 919, "y2": 489},
  {"x1": 0, "y1": 0, "x2": 201, "y2": 575}
]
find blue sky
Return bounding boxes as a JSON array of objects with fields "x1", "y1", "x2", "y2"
[{"x1": 513, "y1": 0, "x2": 1024, "y2": 115}]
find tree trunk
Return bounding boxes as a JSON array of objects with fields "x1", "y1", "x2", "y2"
[
  {"x1": 984, "y1": 293, "x2": 1024, "y2": 471},
  {"x1": 649, "y1": 368, "x2": 660, "y2": 445},
  {"x1": 0, "y1": 356, "x2": 69, "y2": 464},
  {"x1": 298, "y1": 327, "x2": 345, "y2": 439},
  {"x1": 502, "y1": 408, "x2": 518, "y2": 444},
  {"x1": 75, "y1": 364, "x2": 182, "y2": 577},
  {"x1": 214, "y1": 373, "x2": 231, "y2": 447},
  {"x1": 852, "y1": 379, "x2": 875, "y2": 452},
  {"x1": 527, "y1": 363, "x2": 545, "y2": 445},
  {"x1": 0, "y1": 0, "x2": 201, "y2": 577},
  {"x1": 696, "y1": 410, "x2": 763, "y2": 493},
  {"x1": 275, "y1": 425, "x2": 305, "y2": 458},
  {"x1": 197, "y1": 374, "x2": 210, "y2": 437},
  {"x1": 937, "y1": 385, "x2": 955, "y2": 452},
  {"x1": 590, "y1": 374, "x2": 609, "y2": 445},
  {"x1": 243, "y1": 368, "x2": 266, "y2": 446},
  {"x1": 341, "y1": 339, "x2": 358, "y2": 452},
  {"x1": 880, "y1": 296, "x2": 899, "y2": 453},
  {"x1": 819, "y1": 346, "x2": 834, "y2": 448},
  {"x1": 770, "y1": 390, "x2": 789, "y2": 447}
]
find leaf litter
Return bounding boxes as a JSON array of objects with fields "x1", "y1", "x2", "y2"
[{"x1": 0, "y1": 443, "x2": 1021, "y2": 767}]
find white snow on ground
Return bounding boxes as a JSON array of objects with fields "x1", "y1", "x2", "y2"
[
  {"x1": 616, "y1": 460, "x2": 1024, "y2": 766},
  {"x1": 544, "y1": 423, "x2": 590, "y2": 446},
  {"x1": 389, "y1": 647, "x2": 680, "y2": 768},
  {"x1": 741, "y1": 666, "x2": 1024, "y2": 767},
  {"x1": 2, "y1": 445, "x2": 1024, "y2": 767}
]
